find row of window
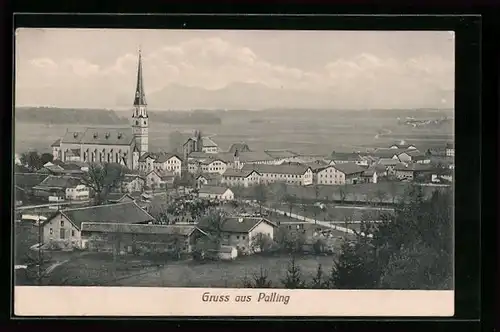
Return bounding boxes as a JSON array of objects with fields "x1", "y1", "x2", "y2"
[{"x1": 49, "y1": 227, "x2": 75, "y2": 239}]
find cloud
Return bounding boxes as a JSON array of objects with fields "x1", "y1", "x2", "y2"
[{"x1": 16, "y1": 36, "x2": 454, "y2": 109}]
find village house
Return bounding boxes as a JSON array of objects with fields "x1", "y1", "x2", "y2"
[
  {"x1": 200, "y1": 158, "x2": 228, "y2": 175},
  {"x1": 315, "y1": 163, "x2": 366, "y2": 185},
  {"x1": 361, "y1": 168, "x2": 378, "y2": 184},
  {"x1": 32, "y1": 175, "x2": 85, "y2": 202},
  {"x1": 41, "y1": 201, "x2": 155, "y2": 249},
  {"x1": 241, "y1": 163, "x2": 314, "y2": 186},
  {"x1": 221, "y1": 169, "x2": 261, "y2": 187},
  {"x1": 394, "y1": 163, "x2": 434, "y2": 181},
  {"x1": 376, "y1": 158, "x2": 400, "y2": 176},
  {"x1": 198, "y1": 217, "x2": 277, "y2": 255},
  {"x1": 198, "y1": 186, "x2": 235, "y2": 201},
  {"x1": 396, "y1": 149, "x2": 430, "y2": 164},
  {"x1": 195, "y1": 173, "x2": 221, "y2": 188},
  {"x1": 65, "y1": 184, "x2": 90, "y2": 201},
  {"x1": 145, "y1": 170, "x2": 174, "y2": 190},
  {"x1": 263, "y1": 150, "x2": 301, "y2": 164},
  {"x1": 120, "y1": 173, "x2": 146, "y2": 193},
  {"x1": 328, "y1": 151, "x2": 373, "y2": 166},
  {"x1": 81, "y1": 223, "x2": 208, "y2": 255},
  {"x1": 445, "y1": 142, "x2": 455, "y2": 157},
  {"x1": 138, "y1": 152, "x2": 183, "y2": 176},
  {"x1": 373, "y1": 148, "x2": 404, "y2": 160}
]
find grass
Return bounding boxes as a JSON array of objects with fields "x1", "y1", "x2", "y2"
[{"x1": 110, "y1": 254, "x2": 336, "y2": 288}]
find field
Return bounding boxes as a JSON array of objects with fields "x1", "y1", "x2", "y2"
[
  {"x1": 14, "y1": 108, "x2": 453, "y2": 155},
  {"x1": 115, "y1": 254, "x2": 336, "y2": 288}
]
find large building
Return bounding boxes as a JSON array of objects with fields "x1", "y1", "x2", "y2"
[{"x1": 51, "y1": 49, "x2": 149, "y2": 170}]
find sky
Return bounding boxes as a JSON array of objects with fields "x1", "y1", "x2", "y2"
[{"x1": 15, "y1": 28, "x2": 455, "y2": 110}]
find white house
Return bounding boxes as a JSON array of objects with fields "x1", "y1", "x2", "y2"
[
  {"x1": 41, "y1": 201, "x2": 155, "y2": 249},
  {"x1": 121, "y1": 174, "x2": 146, "y2": 193},
  {"x1": 200, "y1": 159, "x2": 228, "y2": 175},
  {"x1": 240, "y1": 163, "x2": 314, "y2": 186},
  {"x1": 198, "y1": 217, "x2": 277, "y2": 255},
  {"x1": 65, "y1": 184, "x2": 90, "y2": 201},
  {"x1": 201, "y1": 137, "x2": 219, "y2": 154},
  {"x1": 315, "y1": 163, "x2": 366, "y2": 185},
  {"x1": 138, "y1": 152, "x2": 183, "y2": 176},
  {"x1": 198, "y1": 186, "x2": 234, "y2": 201},
  {"x1": 146, "y1": 170, "x2": 173, "y2": 190},
  {"x1": 222, "y1": 169, "x2": 261, "y2": 187}
]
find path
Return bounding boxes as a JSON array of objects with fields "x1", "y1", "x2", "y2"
[{"x1": 253, "y1": 204, "x2": 374, "y2": 237}]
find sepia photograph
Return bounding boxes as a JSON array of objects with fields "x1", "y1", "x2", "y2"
[{"x1": 13, "y1": 27, "x2": 455, "y2": 316}]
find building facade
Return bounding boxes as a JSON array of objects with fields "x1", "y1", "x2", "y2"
[{"x1": 51, "y1": 49, "x2": 149, "y2": 170}]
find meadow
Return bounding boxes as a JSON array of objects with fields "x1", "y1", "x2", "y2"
[{"x1": 14, "y1": 108, "x2": 454, "y2": 156}]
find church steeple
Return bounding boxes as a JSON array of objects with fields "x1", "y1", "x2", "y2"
[{"x1": 133, "y1": 47, "x2": 147, "y2": 108}]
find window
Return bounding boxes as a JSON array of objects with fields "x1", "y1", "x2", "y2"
[
  {"x1": 236, "y1": 235, "x2": 240, "y2": 239},
  {"x1": 242, "y1": 236, "x2": 246, "y2": 240},
  {"x1": 60, "y1": 220, "x2": 64, "y2": 227},
  {"x1": 60, "y1": 229, "x2": 65, "y2": 239},
  {"x1": 71, "y1": 230, "x2": 75, "y2": 237},
  {"x1": 49, "y1": 228, "x2": 53, "y2": 235}
]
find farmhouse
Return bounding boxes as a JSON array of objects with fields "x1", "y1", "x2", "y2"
[
  {"x1": 120, "y1": 173, "x2": 146, "y2": 193},
  {"x1": 361, "y1": 168, "x2": 378, "y2": 184},
  {"x1": 198, "y1": 186, "x2": 234, "y2": 201},
  {"x1": 396, "y1": 150, "x2": 429, "y2": 163},
  {"x1": 145, "y1": 170, "x2": 174, "y2": 190},
  {"x1": 221, "y1": 169, "x2": 261, "y2": 187},
  {"x1": 65, "y1": 184, "x2": 90, "y2": 201},
  {"x1": 376, "y1": 158, "x2": 400, "y2": 175},
  {"x1": 200, "y1": 159, "x2": 228, "y2": 175},
  {"x1": 195, "y1": 173, "x2": 221, "y2": 188},
  {"x1": 32, "y1": 175, "x2": 84, "y2": 202},
  {"x1": 394, "y1": 163, "x2": 434, "y2": 181},
  {"x1": 41, "y1": 201, "x2": 155, "y2": 249},
  {"x1": 241, "y1": 163, "x2": 314, "y2": 186},
  {"x1": 81, "y1": 223, "x2": 207, "y2": 255},
  {"x1": 315, "y1": 163, "x2": 365, "y2": 185},
  {"x1": 198, "y1": 217, "x2": 277, "y2": 255},
  {"x1": 138, "y1": 152, "x2": 183, "y2": 176}
]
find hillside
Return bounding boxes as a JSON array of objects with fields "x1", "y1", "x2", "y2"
[{"x1": 14, "y1": 107, "x2": 222, "y2": 126}]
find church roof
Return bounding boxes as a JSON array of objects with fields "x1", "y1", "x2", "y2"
[
  {"x1": 61, "y1": 127, "x2": 134, "y2": 146},
  {"x1": 133, "y1": 49, "x2": 147, "y2": 107},
  {"x1": 202, "y1": 137, "x2": 218, "y2": 148},
  {"x1": 51, "y1": 139, "x2": 61, "y2": 147}
]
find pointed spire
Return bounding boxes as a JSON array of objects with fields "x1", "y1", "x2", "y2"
[{"x1": 133, "y1": 46, "x2": 147, "y2": 106}]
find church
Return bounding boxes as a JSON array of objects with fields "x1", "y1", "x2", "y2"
[{"x1": 51, "y1": 49, "x2": 149, "y2": 170}]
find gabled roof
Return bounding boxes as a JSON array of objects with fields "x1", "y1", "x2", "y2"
[
  {"x1": 331, "y1": 163, "x2": 366, "y2": 175},
  {"x1": 377, "y1": 158, "x2": 400, "y2": 166},
  {"x1": 373, "y1": 148, "x2": 403, "y2": 158},
  {"x1": 188, "y1": 151, "x2": 212, "y2": 159},
  {"x1": 237, "y1": 151, "x2": 275, "y2": 162},
  {"x1": 196, "y1": 173, "x2": 219, "y2": 180},
  {"x1": 395, "y1": 163, "x2": 434, "y2": 172},
  {"x1": 330, "y1": 151, "x2": 364, "y2": 161},
  {"x1": 222, "y1": 169, "x2": 260, "y2": 178},
  {"x1": 81, "y1": 223, "x2": 206, "y2": 237},
  {"x1": 198, "y1": 217, "x2": 277, "y2": 234},
  {"x1": 52, "y1": 201, "x2": 155, "y2": 229},
  {"x1": 51, "y1": 139, "x2": 61, "y2": 147},
  {"x1": 33, "y1": 175, "x2": 82, "y2": 190},
  {"x1": 202, "y1": 137, "x2": 218, "y2": 148},
  {"x1": 198, "y1": 186, "x2": 231, "y2": 195},
  {"x1": 15, "y1": 173, "x2": 48, "y2": 188},
  {"x1": 404, "y1": 149, "x2": 425, "y2": 157},
  {"x1": 61, "y1": 128, "x2": 134, "y2": 146},
  {"x1": 241, "y1": 163, "x2": 311, "y2": 175},
  {"x1": 155, "y1": 153, "x2": 182, "y2": 163}
]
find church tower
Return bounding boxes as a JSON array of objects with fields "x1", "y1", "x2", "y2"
[{"x1": 132, "y1": 47, "x2": 149, "y2": 157}]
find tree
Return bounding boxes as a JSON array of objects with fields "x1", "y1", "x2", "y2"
[
  {"x1": 243, "y1": 266, "x2": 273, "y2": 288},
  {"x1": 199, "y1": 212, "x2": 228, "y2": 250},
  {"x1": 374, "y1": 189, "x2": 388, "y2": 206},
  {"x1": 310, "y1": 264, "x2": 328, "y2": 289},
  {"x1": 284, "y1": 194, "x2": 297, "y2": 218},
  {"x1": 253, "y1": 183, "x2": 267, "y2": 215},
  {"x1": 40, "y1": 153, "x2": 53, "y2": 165},
  {"x1": 250, "y1": 233, "x2": 274, "y2": 253},
  {"x1": 281, "y1": 256, "x2": 306, "y2": 289},
  {"x1": 337, "y1": 185, "x2": 348, "y2": 205},
  {"x1": 81, "y1": 163, "x2": 126, "y2": 205},
  {"x1": 20, "y1": 151, "x2": 44, "y2": 171},
  {"x1": 330, "y1": 186, "x2": 453, "y2": 290}
]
